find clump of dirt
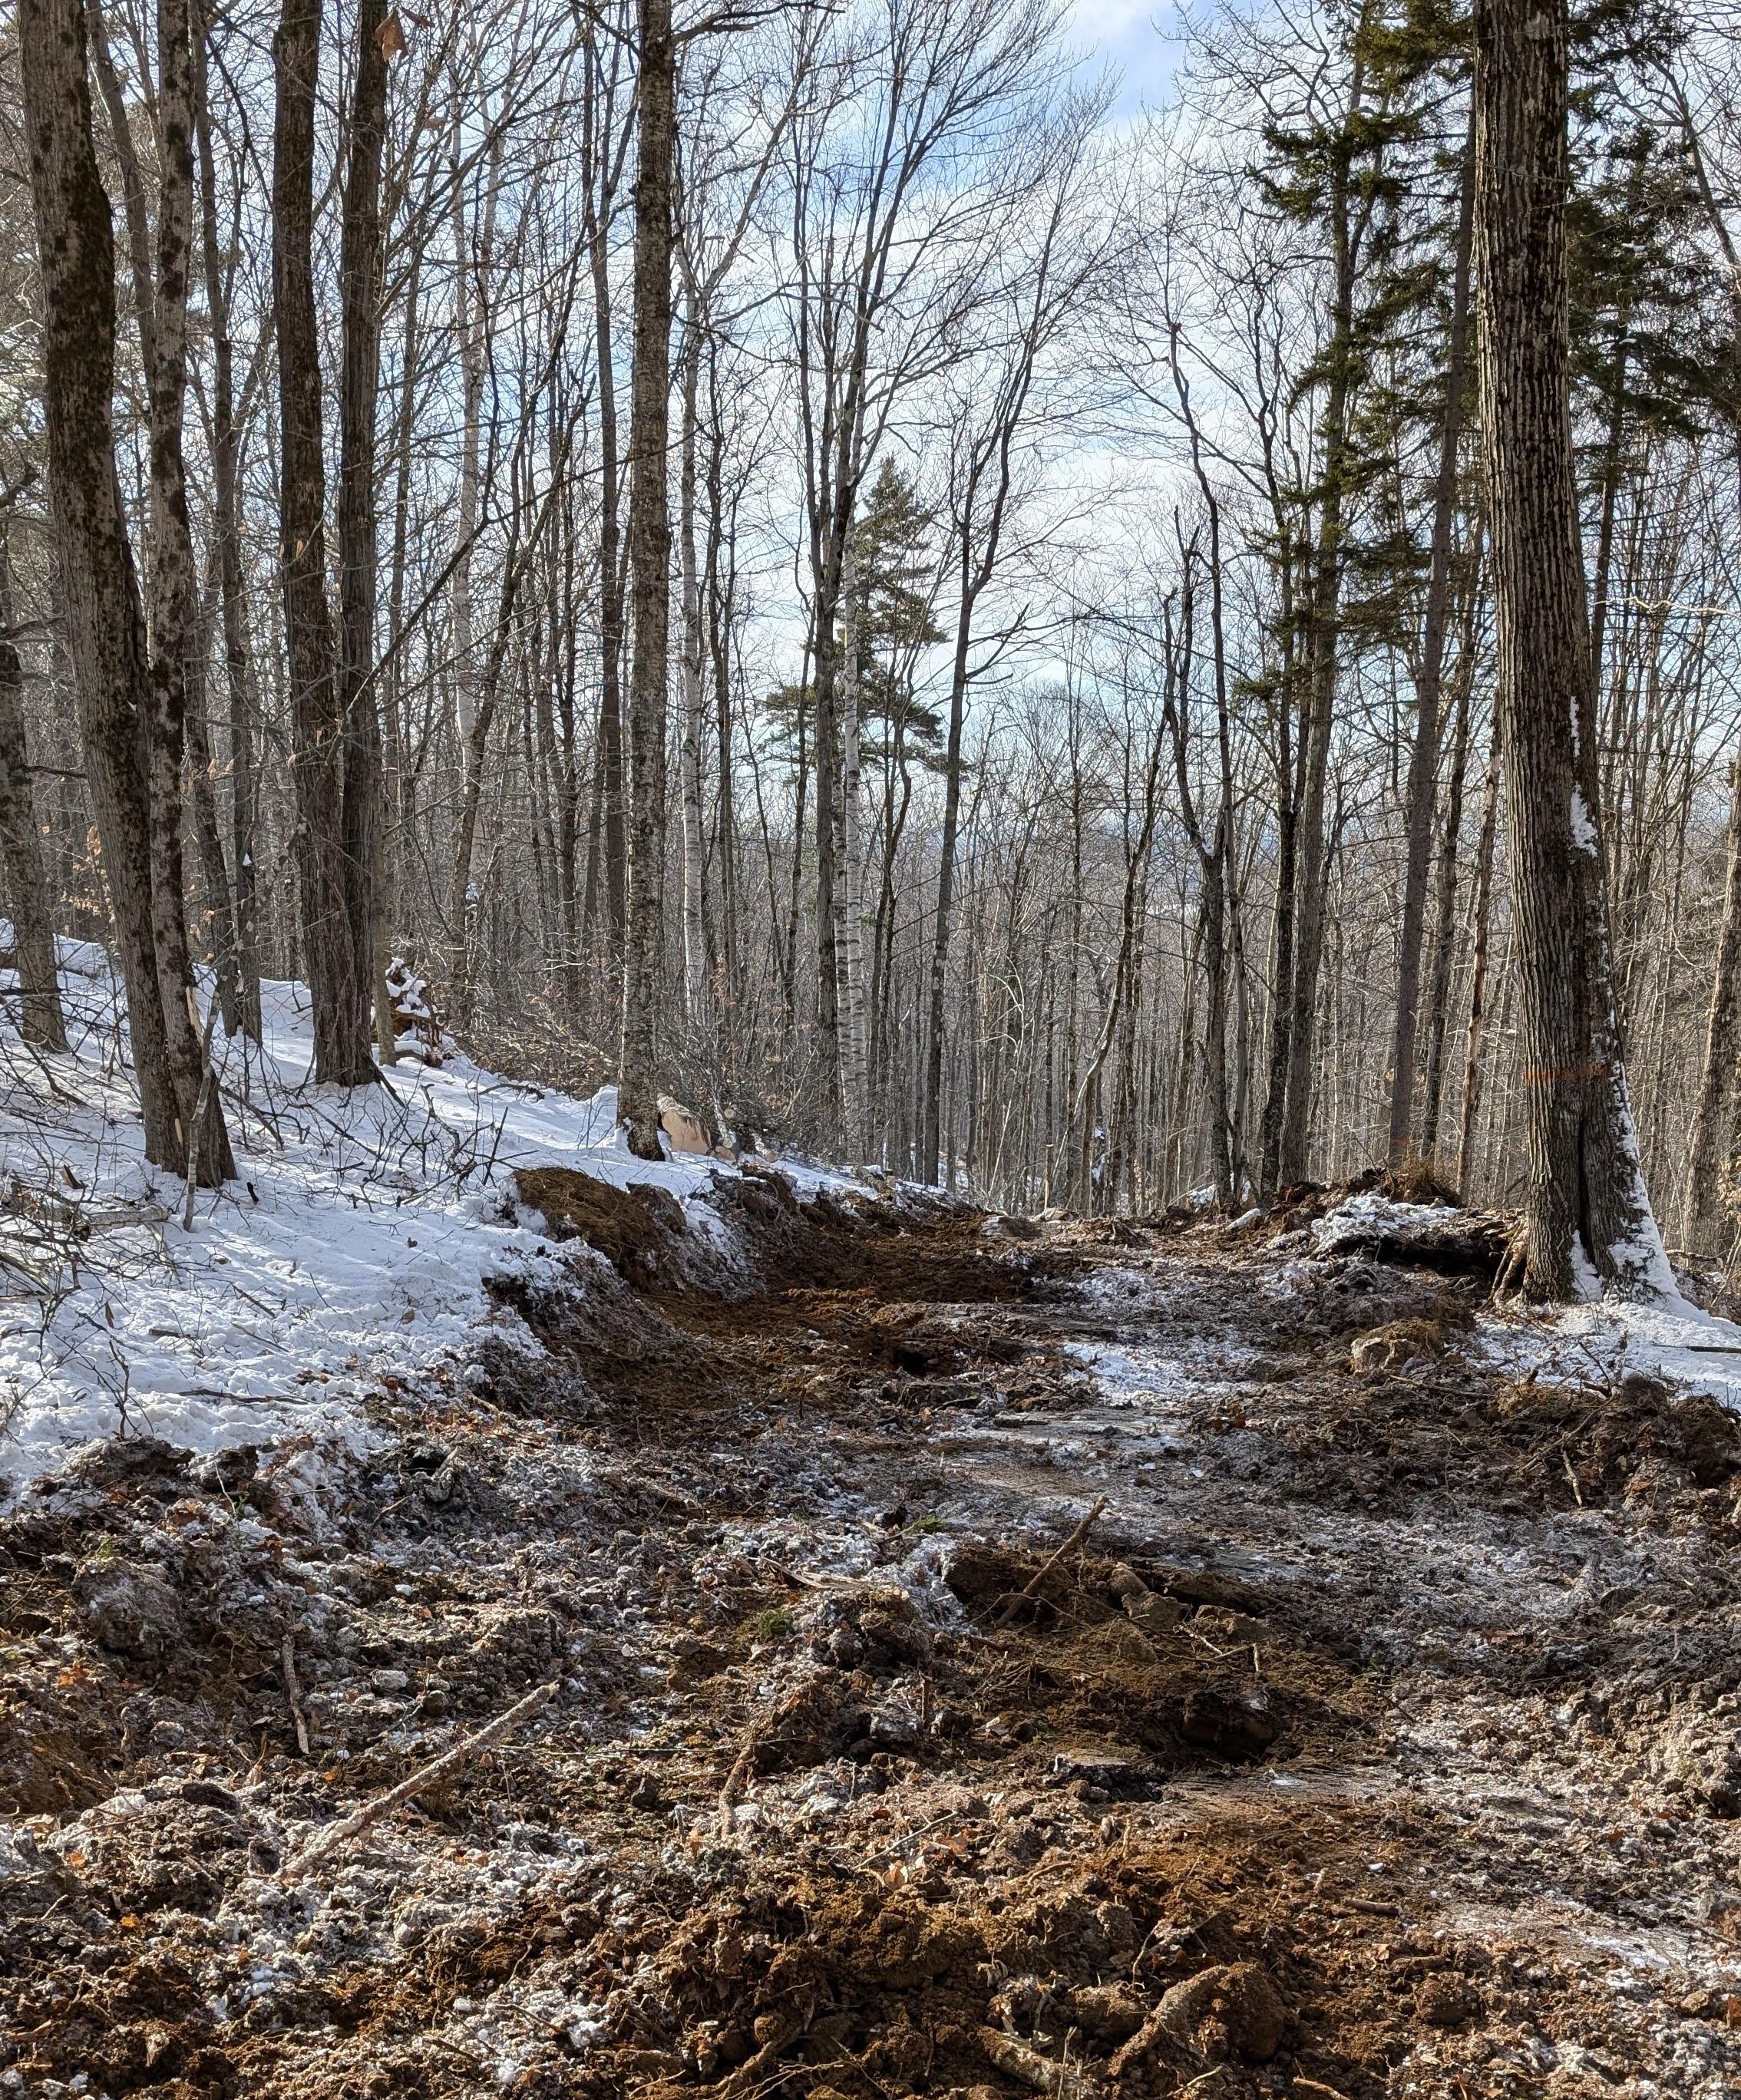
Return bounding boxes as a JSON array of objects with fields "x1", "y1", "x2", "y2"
[
  {"x1": 516, "y1": 1164, "x2": 690, "y2": 1283},
  {"x1": 1278, "y1": 1352, "x2": 1741, "y2": 1517}
]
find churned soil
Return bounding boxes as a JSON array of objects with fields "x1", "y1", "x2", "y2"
[{"x1": 3, "y1": 1180, "x2": 1739, "y2": 2099}]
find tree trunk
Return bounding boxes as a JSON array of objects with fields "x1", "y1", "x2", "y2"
[
  {"x1": 0, "y1": 509, "x2": 67, "y2": 1052},
  {"x1": 338, "y1": 0, "x2": 388, "y2": 1065},
  {"x1": 100, "y1": 0, "x2": 240, "y2": 1058},
  {"x1": 134, "y1": 0, "x2": 236, "y2": 1180},
  {"x1": 678, "y1": 320, "x2": 708, "y2": 1031},
  {"x1": 1418, "y1": 576, "x2": 1478, "y2": 1161},
  {"x1": 1683, "y1": 758, "x2": 1741, "y2": 1249},
  {"x1": 583, "y1": 43, "x2": 628, "y2": 959},
  {"x1": 1455, "y1": 731, "x2": 1501, "y2": 1198},
  {"x1": 618, "y1": 0, "x2": 675, "y2": 1159},
  {"x1": 1387, "y1": 108, "x2": 1475, "y2": 1164},
  {"x1": 195, "y1": 1, "x2": 261, "y2": 1038},
  {"x1": 274, "y1": 0, "x2": 368, "y2": 1083},
  {"x1": 1474, "y1": 0, "x2": 1669, "y2": 1299},
  {"x1": 837, "y1": 521, "x2": 870, "y2": 1157},
  {"x1": 1279, "y1": 36, "x2": 1368, "y2": 1187},
  {"x1": 922, "y1": 533, "x2": 973, "y2": 1187},
  {"x1": 21, "y1": 0, "x2": 183, "y2": 1163}
]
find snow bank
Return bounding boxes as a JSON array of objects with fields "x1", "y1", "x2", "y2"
[
  {"x1": 1478, "y1": 1293, "x2": 1741, "y2": 1415},
  {"x1": 0, "y1": 943, "x2": 848, "y2": 1489}
]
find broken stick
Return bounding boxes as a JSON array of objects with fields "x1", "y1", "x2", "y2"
[
  {"x1": 994, "y1": 1496, "x2": 1108, "y2": 1626},
  {"x1": 284, "y1": 1679, "x2": 557, "y2": 1879},
  {"x1": 978, "y1": 2027, "x2": 1095, "y2": 2097},
  {"x1": 280, "y1": 1633, "x2": 311, "y2": 1757},
  {"x1": 717, "y1": 1722, "x2": 761, "y2": 1839}
]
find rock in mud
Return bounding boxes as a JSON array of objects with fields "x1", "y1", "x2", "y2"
[
  {"x1": 1152, "y1": 1960, "x2": 1286, "y2": 2063},
  {"x1": 73, "y1": 1558, "x2": 186, "y2": 1659},
  {"x1": 755, "y1": 1665, "x2": 872, "y2": 1771},
  {"x1": 1110, "y1": 1563, "x2": 1188, "y2": 1636}
]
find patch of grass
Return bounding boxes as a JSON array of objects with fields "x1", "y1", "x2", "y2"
[
  {"x1": 748, "y1": 1607, "x2": 792, "y2": 1643},
  {"x1": 908, "y1": 1514, "x2": 946, "y2": 1536}
]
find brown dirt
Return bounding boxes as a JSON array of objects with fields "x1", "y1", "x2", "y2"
[{"x1": 2, "y1": 1188, "x2": 1738, "y2": 2098}]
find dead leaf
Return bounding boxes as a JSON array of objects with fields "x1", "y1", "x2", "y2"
[{"x1": 376, "y1": 10, "x2": 405, "y2": 58}]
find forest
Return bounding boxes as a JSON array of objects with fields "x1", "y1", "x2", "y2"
[
  {"x1": 2, "y1": 0, "x2": 1739, "y2": 1296},
  {"x1": 12, "y1": 8, "x2": 1741, "y2": 2095}
]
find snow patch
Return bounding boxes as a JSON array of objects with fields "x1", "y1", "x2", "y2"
[
  {"x1": 1309, "y1": 1191, "x2": 1452, "y2": 1252},
  {"x1": 1478, "y1": 1292, "x2": 1741, "y2": 1415},
  {"x1": 0, "y1": 944, "x2": 859, "y2": 1489}
]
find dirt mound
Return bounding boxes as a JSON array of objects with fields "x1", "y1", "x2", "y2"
[{"x1": 515, "y1": 1164, "x2": 691, "y2": 1283}]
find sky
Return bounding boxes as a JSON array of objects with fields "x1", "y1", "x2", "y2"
[{"x1": 1069, "y1": 0, "x2": 1187, "y2": 120}]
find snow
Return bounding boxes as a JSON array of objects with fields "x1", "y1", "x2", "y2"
[
  {"x1": 1494, "y1": 1293, "x2": 1741, "y2": 1415},
  {"x1": 1570, "y1": 787, "x2": 1597, "y2": 854},
  {"x1": 0, "y1": 941, "x2": 851, "y2": 1491},
  {"x1": 1309, "y1": 1190, "x2": 1454, "y2": 1252}
]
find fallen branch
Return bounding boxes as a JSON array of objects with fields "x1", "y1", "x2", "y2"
[
  {"x1": 978, "y1": 2027, "x2": 1095, "y2": 2097},
  {"x1": 284, "y1": 1679, "x2": 557, "y2": 1879},
  {"x1": 717, "y1": 1720, "x2": 761, "y2": 1838},
  {"x1": 994, "y1": 1497, "x2": 1108, "y2": 1626},
  {"x1": 280, "y1": 1633, "x2": 311, "y2": 1757}
]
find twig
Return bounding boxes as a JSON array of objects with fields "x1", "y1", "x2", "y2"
[
  {"x1": 280, "y1": 1633, "x2": 311, "y2": 1756},
  {"x1": 718, "y1": 1720, "x2": 761, "y2": 1838},
  {"x1": 994, "y1": 1497, "x2": 1108, "y2": 1626},
  {"x1": 284, "y1": 1679, "x2": 557, "y2": 1878}
]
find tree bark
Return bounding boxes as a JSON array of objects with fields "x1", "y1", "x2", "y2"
[
  {"x1": 0, "y1": 507, "x2": 67, "y2": 1052},
  {"x1": 1418, "y1": 571, "x2": 1479, "y2": 1161},
  {"x1": 1387, "y1": 108, "x2": 1475, "y2": 1164},
  {"x1": 338, "y1": 0, "x2": 389, "y2": 1063},
  {"x1": 1278, "y1": 31, "x2": 1369, "y2": 1187},
  {"x1": 195, "y1": 1, "x2": 261, "y2": 1038},
  {"x1": 1474, "y1": 0, "x2": 1668, "y2": 1299},
  {"x1": 677, "y1": 316, "x2": 708, "y2": 1032},
  {"x1": 1455, "y1": 729, "x2": 1501, "y2": 1199},
  {"x1": 21, "y1": 0, "x2": 183, "y2": 1163},
  {"x1": 145, "y1": 0, "x2": 236, "y2": 1181},
  {"x1": 273, "y1": 0, "x2": 369, "y2": 1083},
  {"x1": 583, "y1": 40, "x2": 629, "y2": 960},
  {"x1": 836, "y1": 520, "x2": 870, "y2": 1157},
  {"x1": 618, "y1": 0, "x2": 675, "y2": 1159}
]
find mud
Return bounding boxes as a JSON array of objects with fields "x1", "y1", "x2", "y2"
[{"x1": 2, "y1": 1189, "x2": 1738, "y2": 2098}]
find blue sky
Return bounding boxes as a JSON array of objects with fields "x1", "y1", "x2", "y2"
[{"x1": 1069, "y1": 0, "x2": 1186, "y2": 119}]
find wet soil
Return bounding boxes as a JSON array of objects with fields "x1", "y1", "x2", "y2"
[{"x1": 4, "y1": 1190, "x2": 1740, "y2": 2099}]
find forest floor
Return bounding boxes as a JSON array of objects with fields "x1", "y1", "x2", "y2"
[{"x1": 4, "y1": 1172, "x2": 1741, "y2": 2100}]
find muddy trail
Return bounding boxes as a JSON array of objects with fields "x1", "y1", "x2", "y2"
[{"x1": 4, "y1": 1177, "x2": 1741, "y2": 2100}]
